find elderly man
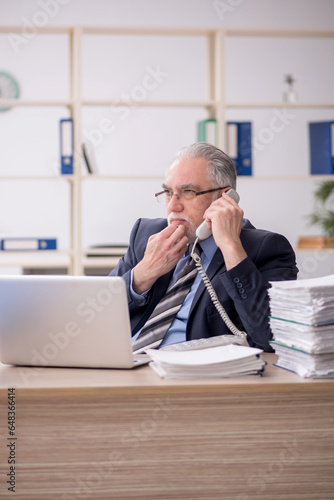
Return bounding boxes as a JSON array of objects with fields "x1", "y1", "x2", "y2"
[{"x1": 110, "y1": 142, "x2": 298, "y2": 352}]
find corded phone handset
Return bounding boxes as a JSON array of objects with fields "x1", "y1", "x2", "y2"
[
  {"x1": 161, "y1": 188, "x2": 249, "y2": 352},
  {"x1": 195, "y1": 188, "x2": 240, "y2": 240}
]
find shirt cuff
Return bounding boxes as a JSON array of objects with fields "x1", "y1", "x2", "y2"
[{"x1": 129, "y1": 268, "x2": 150, "y2": 305}]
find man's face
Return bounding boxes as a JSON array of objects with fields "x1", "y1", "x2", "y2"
[{"x1": 163, "y1": 157, "x2": 219, "y2": 242}]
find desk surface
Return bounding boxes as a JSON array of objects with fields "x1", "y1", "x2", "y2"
[
  {"x1": 1, "y1": 353, "x2": 334, "y2": 396},
  {"x1": 1, "y1": 353, "x2": 334, "y2": 500}
]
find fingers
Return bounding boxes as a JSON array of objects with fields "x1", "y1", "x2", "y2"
[
  {"x1": 222, "y1": 191, "x2": 238, "y2": 205},
  {"x1": 133, "y1": 225, "x2": 189, "y2": 294},
  {"x1": 145, "y1": 224, "x2": 188, "y2": 270},
  {"x1": 204, "y1": 192, "x2": 243, "y2": 222},
  {"x1": 154, "y1": 224, "x2": 188, "y2": 256},
  {"x1": 149, "y1": 223, "x2": 184, "y2": 241}
]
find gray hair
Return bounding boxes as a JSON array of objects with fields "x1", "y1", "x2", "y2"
[{"x1": 170, "y1": 142, "x2": 237, "y2": 190}]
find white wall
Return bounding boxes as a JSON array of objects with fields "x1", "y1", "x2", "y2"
[
  {"x1": 0, "y1": 0, "x2": 334, "y2": 270},
  {"x1": 2, "y1": 0, "x2": 334, "y2": 29}
]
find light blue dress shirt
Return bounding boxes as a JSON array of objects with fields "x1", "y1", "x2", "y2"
[{"x1": 130, "y1": 236, "x2": 217, "y2": 348}]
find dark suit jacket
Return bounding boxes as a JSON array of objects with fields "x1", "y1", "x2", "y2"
[{"x1": 110, "y1": 218, "x2": 298, "y2": 352}]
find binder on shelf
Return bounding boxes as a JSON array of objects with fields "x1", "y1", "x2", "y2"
[
  {"x1": 197, "y1": 118, "x2": 217, "y2": 146},
  {"x1": 309, "y1": 121, "x2": 334, "y2": 175},
  {"x1": 60, "y1": 118, "x2": 73, "y2": 175},
  {"x1": 82, "y1": 142, "x2": 98, "y2": 174},
  {"x1": 0, "y1": 238, "x2": 57, "y2": 251},
  {"x1": 226, "y1": 122, "x2": 252, "y2": 176}
]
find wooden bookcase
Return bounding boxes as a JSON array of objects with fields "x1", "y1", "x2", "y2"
[{"x1": 0, "y1": 26, "x2": 333, "y2": 274}]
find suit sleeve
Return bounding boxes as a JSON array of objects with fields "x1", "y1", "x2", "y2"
[
  {"x1": 219, "y1": 232, "x2": 298, "y2": 351},
  {"x1": 109, "y1": 219, "x2": 149, "y2": 314}
]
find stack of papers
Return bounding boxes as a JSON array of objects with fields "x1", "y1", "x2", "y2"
[
  {"x1": 268, "y1": 274, "x2": 334, "y2": 378},
  {"x1": 146, "y1": 344, "x2": 265, "y2": 379}
]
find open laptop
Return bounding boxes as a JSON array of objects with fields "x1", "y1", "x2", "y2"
[{"x1": 0, "y1": 275, "x2": 149, "y2": 369}]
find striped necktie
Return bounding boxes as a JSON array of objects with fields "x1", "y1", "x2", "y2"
[{"x1": 132, "y1": 244, "x2": 200, "y2": 352}]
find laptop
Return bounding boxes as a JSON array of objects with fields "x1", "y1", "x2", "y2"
[{"x1": 0, "y1": 275, "x2": 149, "y2": 369}]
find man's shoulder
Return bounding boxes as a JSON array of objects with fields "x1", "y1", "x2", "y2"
[
  {"x1": 137, "y1": 218, "x2": 168, "y2": 231},
  {"x1": 131, "y1": 218, "x2": 168, "y2": 240},
  {"x1": 242, "y1": 218, "x2": 282, "y2": 238},
  {"x1": 241, "y1": 218, "x2": 293, "y2": 252}
]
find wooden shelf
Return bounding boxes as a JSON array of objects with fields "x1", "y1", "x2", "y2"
[
  {"x1": 82, "y1": 173, "x2": 164, "y2": 181},
  {"x1": 82, "y1": 98, "x2": 218, "y2": 108},
  {"x1": 226, "y1": 101, "x2": 334, "y2": 109},
  {"x1": 0, "y1": 175, "x2": 75, "y2": 181},
  {"x1": 0, "y1": 98, "x2": 73, "y2": 108},
  {"x1": 81, "y1": 25, "x2": 216, "y2": 36},
  {"x1": 225, "y1": 28, "x2": 334, "y2": 38},
  {"x1": 236, "y1": 175, "x2": 334, "y2": 182},
  {"x1": 3, "y1": 98, "x2": 333, "y2": 110}
]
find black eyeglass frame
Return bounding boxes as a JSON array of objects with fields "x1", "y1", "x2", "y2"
[{"x1": 155, "y1": 186, "x2": 229, "y2": 203}]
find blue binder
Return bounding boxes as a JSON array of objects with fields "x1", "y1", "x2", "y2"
[
  {"x1": 309, "y1": 121, "x2": 334, "y2": 175},
  {"x1": 227, "y1": 122, "x2": 252, "y2": 176},
  {"x1": 60, "y1": 118, "x2": 73, "y2": 174},
  {"x1": 0, "y1": 238, "x2": 57, "y2": 251}
]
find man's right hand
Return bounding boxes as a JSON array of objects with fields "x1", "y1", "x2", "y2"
[{"x1": 132, "y1": 225, "x2": 188, "y2": 295}]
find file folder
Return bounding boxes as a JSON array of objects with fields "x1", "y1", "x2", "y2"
[
  {"x1": 197, "y1": 118, "x2": 217, "y2": 146},
  {"x1": 226, "y1": 122, "x2": 252, "y2": 176},
  {"x1": 309, "y1": 121, "x2": 334, "y2": 175},
  {"x1": 60, "y1": 118, "x2": 73, "y2": 174},
  {"x1": 0, "y1": 238, "x2": 57, "y2": 251}
]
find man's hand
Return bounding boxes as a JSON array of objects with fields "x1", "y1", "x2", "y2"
[
  {"x1": 203, "y1": 192, "x2": 247, "y2": 270},
  {"x1": 133, "y1": 225, "x2": 188, "y2": 295}
]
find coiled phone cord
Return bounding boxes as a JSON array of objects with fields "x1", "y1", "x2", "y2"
[{"x1": 191, "y1": 238, "x2": 247, "y2": 340}]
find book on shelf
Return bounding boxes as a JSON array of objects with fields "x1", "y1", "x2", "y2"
[
  {"x1": 60, "y1": 118, "x2": 73, "y2": 175},
  {"x1": 309, "y1": 121, "x2": 334, "y2": 175},
  {"x1": 146, "y1": 344, "x2": 265, "y2": 379},
  {"x1": 197, "y1": 118, "x2": 218, "y2": 146},
  {"x1": 0, "y1": 238, "x2": 57, "y2": 251},
  {"x1": 226, "y1": 122, "x2": 252, "y2": 176},
  {"x1": 86, "y1": 245, "x2": 127, "y2": 258},
  {"x1": 268, "y1": 274, "x2": 334, "y2": 378},
  {"x1": 82, "y1": 141, "x2": 99, "y2": 174}
]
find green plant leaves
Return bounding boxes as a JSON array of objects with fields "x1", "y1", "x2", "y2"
[{"x1": 307, "y1": 181, "x2": 334, "y2": 236}]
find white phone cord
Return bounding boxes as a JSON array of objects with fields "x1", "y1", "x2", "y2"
[{"x1": 191, "y1": 240, "x2": 247, "y2": 339}]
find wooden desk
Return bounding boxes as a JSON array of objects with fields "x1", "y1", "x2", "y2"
[{"x1": 1, "y1": 354, "x2": 334, "y2": 500}]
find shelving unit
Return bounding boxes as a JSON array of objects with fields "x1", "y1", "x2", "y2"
[{"x1": 0, "y1": 26, "x2": 333, "y2": 275}]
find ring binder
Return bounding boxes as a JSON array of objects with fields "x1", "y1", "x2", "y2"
[
  {"x1": 0, "y1": 238, "x2": 57, "y2": 251},
  {"x1": 60, "y1": 118, "x2": 73, "y2": 175},
  {"x1": 309, "y1": 121, "x2": 334, "y2": 175},
  {"x1": 226, "y1": 122, "x2": 252, "y2": 176}
]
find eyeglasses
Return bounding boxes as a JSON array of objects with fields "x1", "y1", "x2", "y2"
[{"x1": 155, "y1": 187, "x2": 229, "y2": 204}]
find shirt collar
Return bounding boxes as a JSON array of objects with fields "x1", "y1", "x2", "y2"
[{"x1": 199, "y1": 234, "x2": 217, "y2": 261}]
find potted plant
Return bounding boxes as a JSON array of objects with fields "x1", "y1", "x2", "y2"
[{"x1": 298, "y1": 180, "x2": 334, "y2": 248}]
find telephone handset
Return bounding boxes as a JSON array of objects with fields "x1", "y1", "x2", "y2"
[
  {"x1": 161, "y1": 187, "x2": 248, "y2": 352},
  {"x1": 195, "y1": 188, "x2": 240, "y2": 241}
]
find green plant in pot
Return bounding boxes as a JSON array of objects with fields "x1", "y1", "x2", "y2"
[{"x1": 306, "y1": 180, "x2": 334, "y2": 245}]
